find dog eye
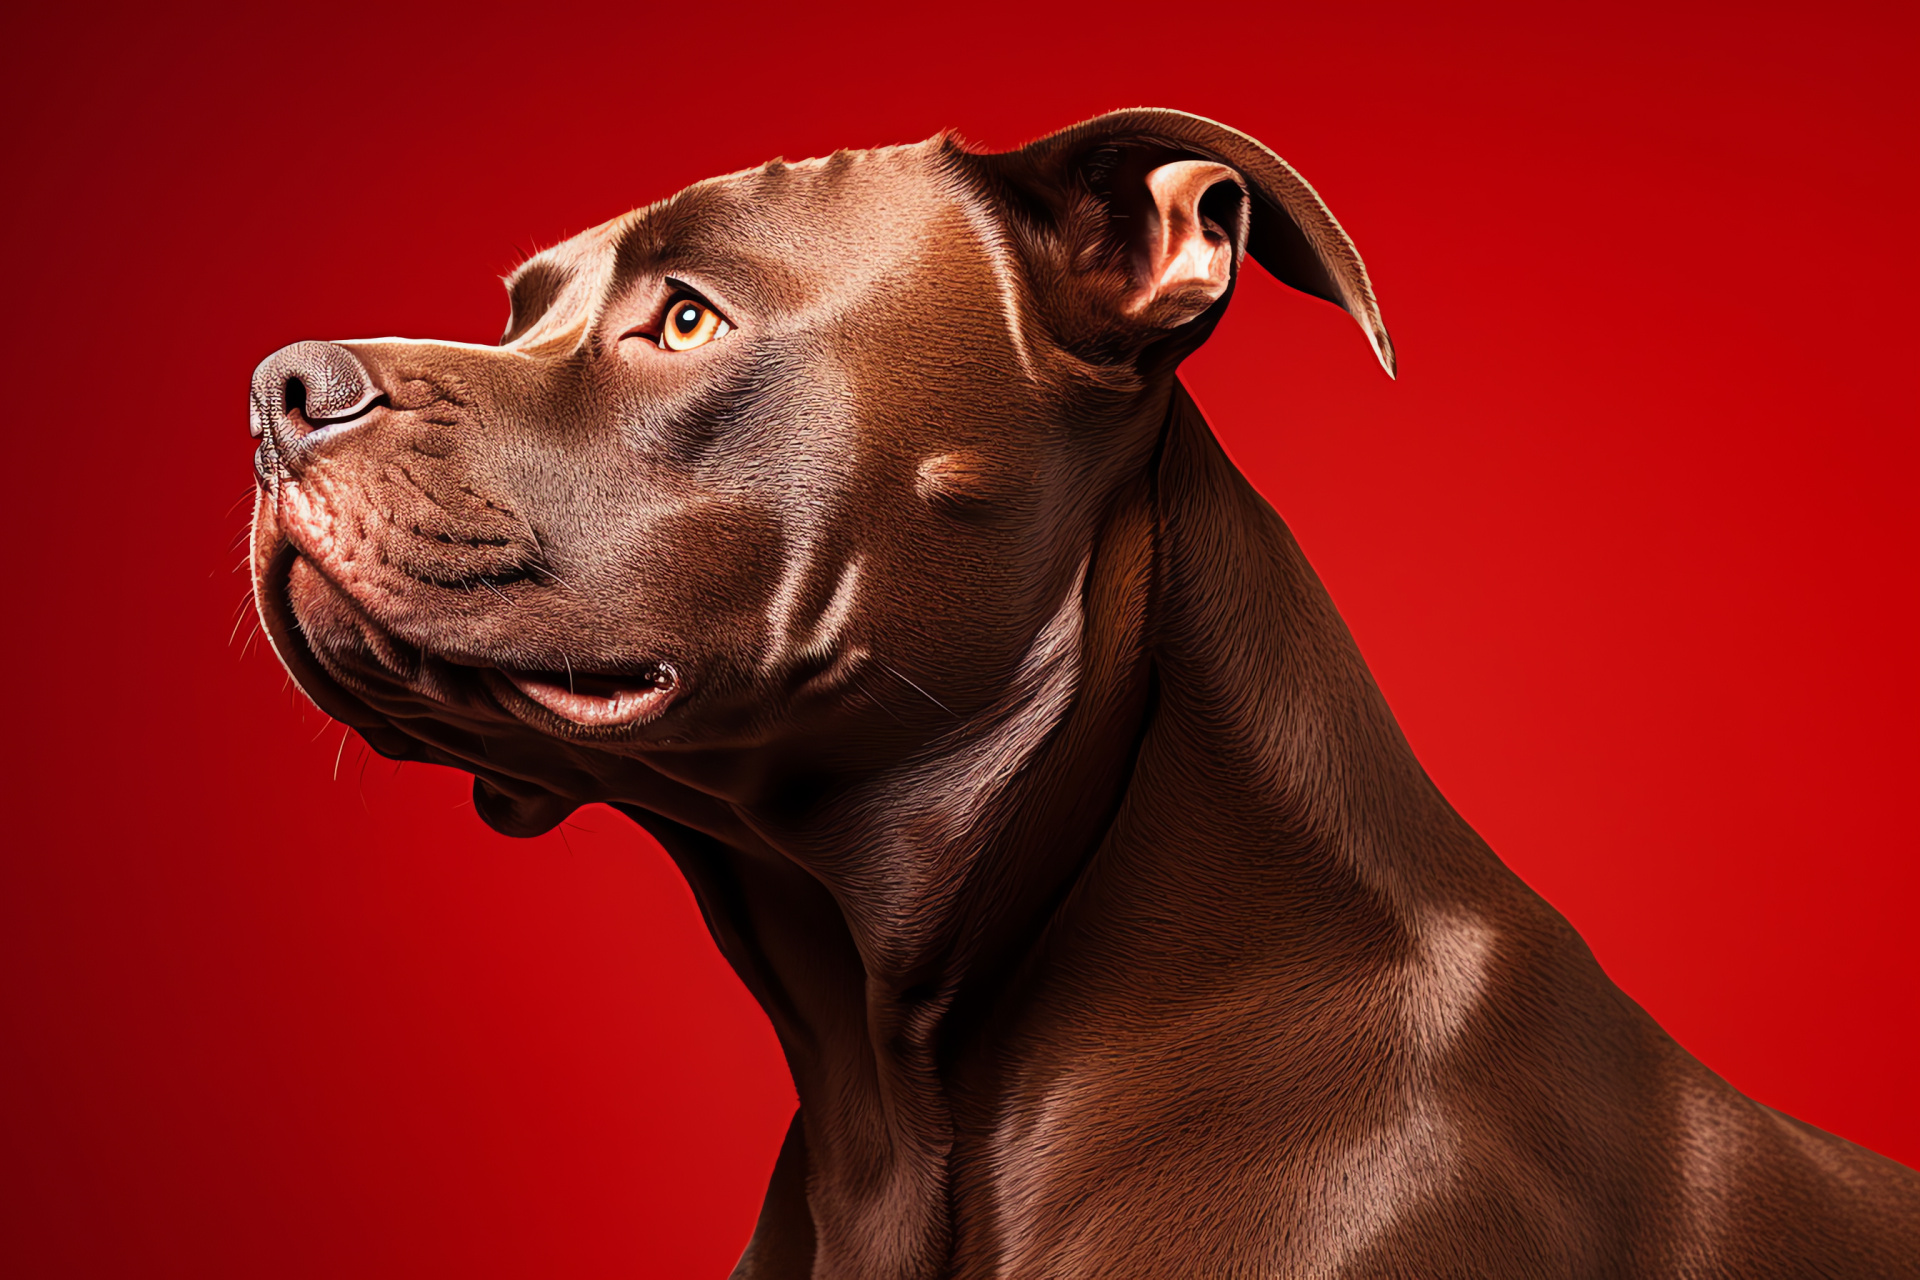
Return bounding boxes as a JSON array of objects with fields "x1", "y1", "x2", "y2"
[{"x1": 660, "y1": 297, "x2": 730, "y2": 351}]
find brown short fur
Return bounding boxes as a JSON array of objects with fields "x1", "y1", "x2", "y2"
[{"x1": 246, "y1": 109, "x2": 1920, "y2": 1278}]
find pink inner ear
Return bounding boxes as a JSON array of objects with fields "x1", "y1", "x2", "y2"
[{"x1": 1130, "y1": 160, "x2": 1242, "y2": 319}]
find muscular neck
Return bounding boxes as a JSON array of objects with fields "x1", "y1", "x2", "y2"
[
  {"x1": 619, "y1": 403, "x2": 1162, "y2": 1278},
  {"x1": 625, "y1": 380, "x2": 1526, "y2": 1278}
]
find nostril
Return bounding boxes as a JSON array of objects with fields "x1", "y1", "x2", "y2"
[{"x1": 250, "y1": 340, "x2": 379, "y2": 448}]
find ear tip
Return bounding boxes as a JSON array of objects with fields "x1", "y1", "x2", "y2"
[{"x1": 1369, "y1": 324, "x2": 1398, "y2": 379}]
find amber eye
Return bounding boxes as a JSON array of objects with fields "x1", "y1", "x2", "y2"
[{"x1": 660, "y1": 296, "x2": 730, "y2": 351}]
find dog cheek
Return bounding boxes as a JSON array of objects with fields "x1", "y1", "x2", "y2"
[
  {"x1": 916, "y1": 450, "x2": 985, "y2": 513},
  {"x1": 915, "y1": 449, "x2": 1030, "y2": 524}
]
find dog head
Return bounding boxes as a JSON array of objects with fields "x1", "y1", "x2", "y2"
[{"x1": 247, "y1": 108, "x2": 1392, "y2": 835}]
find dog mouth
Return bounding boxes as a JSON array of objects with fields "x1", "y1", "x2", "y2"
[
  {"x1": 257, "y1": 535, "x2": 685, "y2": 738},
  {"x1": 497, "y1": 664, "x2": 679, "y2": 728}
]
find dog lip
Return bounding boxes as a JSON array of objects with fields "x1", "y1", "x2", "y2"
[
  {"x1": 255, "y1": 538, "x2": 398, "y2": 728},
  {"x1": 260, "y1": 532, "x2": 678, "y2": 739},
  {"x1": 499, "y1": 667, "x2": 678, "y2": 727}
]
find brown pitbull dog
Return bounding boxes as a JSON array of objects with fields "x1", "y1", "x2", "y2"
[{"x1": 247, "y1": 109, "x2": 1920, "y2": 1277}]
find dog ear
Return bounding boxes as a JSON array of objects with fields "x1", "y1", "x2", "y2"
[
  {"x1": 472, "y1": 776, "x2": 577, "y2": 838},
  {"x1": 985, "y1": 108, "x2": 1395, "y2": 377},
  {"x1": 1119, "y1": 157, "x2": 1247, "y2": 331}
]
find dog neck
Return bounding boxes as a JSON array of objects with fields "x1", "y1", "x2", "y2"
[
  {"x1": 616, "y1": 377, "x2": 1532, "y2": 1277},
  {"x1": 619, "y1": 386, "x2": 1162, "y2": 1276}
]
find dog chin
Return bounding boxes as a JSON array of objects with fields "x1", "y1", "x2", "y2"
[
  {"x1": 283, "y1": 555, "x2": 425, "y2": 685},
  {"x1": 255, "y1": 548, "x2": 441, "y2": 727}
]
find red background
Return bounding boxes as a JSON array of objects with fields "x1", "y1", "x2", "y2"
[{"x1": 2, "y1": 1, "x2": 1913, "y2": 1274}]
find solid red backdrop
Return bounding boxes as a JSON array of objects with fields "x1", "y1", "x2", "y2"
[{"x1": 1, "y1": 1, "x2": 1912, "y2": 1275}]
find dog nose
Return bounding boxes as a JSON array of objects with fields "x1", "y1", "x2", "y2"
[{"x1": 249, "y1": 341, "x2": 382, "y2": 444}]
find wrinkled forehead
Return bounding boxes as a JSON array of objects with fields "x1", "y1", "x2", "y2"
[{"x1": 501, "y1": 139, "x2": 973, "y2": 350}]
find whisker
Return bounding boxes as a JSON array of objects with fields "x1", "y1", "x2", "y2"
[
  {"x1": 229, "y1": 601, "x2": 257, "y2": 648},
  {"x1": 517, "y1": 518, "x2": 574, "y2": 592},
  {"x1": 528, "y1": 560, "x2": 573, "y2": 590},
  {"x1": 876, "y1": 659, "x2": 956, "y2": 717},
  {"x1": 854, "y1": 673, "x2": 909, "y2": 727}
]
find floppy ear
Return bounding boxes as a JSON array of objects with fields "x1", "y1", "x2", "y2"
[{"x1": 987, "y1": 108, "x2": 1396, "y2": 377}]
